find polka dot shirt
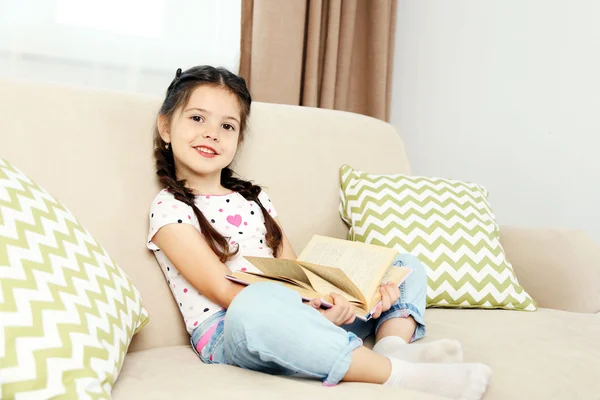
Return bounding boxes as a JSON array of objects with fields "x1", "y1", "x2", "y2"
[{"x1": 147, "y1": 188, "x2": 277, "y2": 335}]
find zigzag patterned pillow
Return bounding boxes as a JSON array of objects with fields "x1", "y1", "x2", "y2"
[
  {"x1": 0, "y1": 159, "x2": 149, "y2": 398},
  {"x1": 339, "y1": 164, "x2": 536, "y2": 311}
]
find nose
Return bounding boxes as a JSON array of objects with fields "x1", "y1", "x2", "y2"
[{"x1": 202, "y1": 126, "x2": 220, "y2": 142}]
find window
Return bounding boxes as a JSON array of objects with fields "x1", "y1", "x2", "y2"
[{"x1": 0, "y1": 0, "x2": 241, "y2": 95}]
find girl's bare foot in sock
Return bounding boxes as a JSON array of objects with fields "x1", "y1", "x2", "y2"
[
  {"x1": 384, "y1": 357, "x2": 492, "y2": 400},
  {"x1": 373, "y1": 336, "x2": 463, "y2": 363}
]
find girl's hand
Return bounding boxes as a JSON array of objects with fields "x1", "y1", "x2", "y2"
[
  {"x1": 370, "y1": 282, "x2": 400, "y2": 319},
  {"x1": 308, "y1": 293, "x2": 356, "y2": 326}
]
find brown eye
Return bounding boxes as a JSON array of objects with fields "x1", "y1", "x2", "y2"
[
  {"x1": 222, "y1": 123, "x2": 235, "y2": 131},
  {"x1": 191, "y1": 116, "x2": 204, "y2": 122}
]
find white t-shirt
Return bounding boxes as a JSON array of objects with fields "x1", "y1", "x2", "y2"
[{"x1": 147, "y1": 188, "x2": 278, "y2": 335}]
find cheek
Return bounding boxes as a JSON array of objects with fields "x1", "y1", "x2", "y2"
[
  {"x1": 223, "y1": 134, "x2": 240, "y2": 153},
  {"x1": 170, "y1": 125, "x2": 195, "y2": 144}
]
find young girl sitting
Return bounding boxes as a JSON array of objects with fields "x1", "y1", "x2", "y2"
[{"x1": 146, "y1": 65, "x2": 492, "y2": 399}]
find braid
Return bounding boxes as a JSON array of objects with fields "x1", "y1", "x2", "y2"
[
  {"x1": 154, "y1": 144, "x2": 237, "y2": 262},
  {"x1": 221, "y1": 167, "x2": 283, "y2": 256},
  {"x1": 220, "y1": 167, "x2": 261, "y2": 200}
]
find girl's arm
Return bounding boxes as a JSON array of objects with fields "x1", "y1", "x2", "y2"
[
  {"x1": 274, "y1": 217, "x2": 297, "y2": 260},
  {"x1": 152, "y1": 224, "x2": 245, "y2": 308}
]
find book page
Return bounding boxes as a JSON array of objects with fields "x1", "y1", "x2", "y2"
[
  {"x1": 380, "y1": 266, "x2": 412, "y2": 286},
  {"x1": 297, "y1": 236, "x2": 398, "y2": 301},
  {"x1": 243, "y1": 257, "x2": 312, "y2": 287},
  {"x1": 302, "y1": 268, "x2": 364, "y2": 306},
  {"x1": 230, "y1": 271, "x2": 327, "y2": 301},
  {"x1": 297, "y1": 261, "x2": 367, "y2": 306},
  {"x1": 241, "y1": 271, "x2": 312, "y2": 290}
]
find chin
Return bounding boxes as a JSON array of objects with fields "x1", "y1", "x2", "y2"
[
  {"x1": 181, "y1": 155, "x2": 234, "y2": 177},
  {"x1": 192, "y1": 166, "x2": 225, "y2": 176}
]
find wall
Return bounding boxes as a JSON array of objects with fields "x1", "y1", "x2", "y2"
[{"x1": 390, "y1": 0, "x2": 600, "y2": 242}]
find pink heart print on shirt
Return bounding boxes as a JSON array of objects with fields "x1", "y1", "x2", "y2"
[{"x1": 226, "y1": 214, "x2": 242, "y2": 227}]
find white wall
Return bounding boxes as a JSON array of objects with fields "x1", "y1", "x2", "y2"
[{"x1": 391, "y1": 0, "x2": 600, "y2": 242}]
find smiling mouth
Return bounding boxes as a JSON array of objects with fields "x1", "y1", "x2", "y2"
[{"x1": 194, "y1": 146, "x2": 218, "y2": 158}]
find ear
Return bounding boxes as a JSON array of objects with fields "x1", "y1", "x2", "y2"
[{"x1": 157, "y1": 115, "x2": 171, "y2": 143}]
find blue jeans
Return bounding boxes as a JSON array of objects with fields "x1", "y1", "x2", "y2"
[{"x1": 190, "y1": 254, "x2": 427, "y2": 386}]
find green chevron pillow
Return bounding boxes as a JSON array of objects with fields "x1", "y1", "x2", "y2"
[
  {"x1": 339, "y1": 164, "x2": 536, "y2": 311},
  {"x1": 0, "y1": 159, "x2": 149, "y2": 398}
]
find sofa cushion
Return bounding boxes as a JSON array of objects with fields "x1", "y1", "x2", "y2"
[
  {"x1": 0, "y1": 159, "x2": 148, "y2": 398},
  {"x1": 339, "y1": 165, "x2": 536, "y2": 311},
  {"x1": 113, "y1": 308, "x2": 600, "y2": 400},
  {"x1": 499, "y1": 226, "x2": 600, "y2": 313},
  {"x1": 112, "y1": 346, "x2": 443, "y2": 400},
  {"x1": 423, "y1": 308, "x2": 600, "y2": 399}
]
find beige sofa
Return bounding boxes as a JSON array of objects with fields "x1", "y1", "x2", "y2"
[{"x1": 2, "y1": 79, "x2": 600, "y2": 399}]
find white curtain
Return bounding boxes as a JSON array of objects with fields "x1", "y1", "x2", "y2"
[{"x1": 0, "y1": 0, "x2": 241, "y2": 95}]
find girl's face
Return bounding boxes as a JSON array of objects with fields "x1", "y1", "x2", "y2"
[{"x1": 161, "y1": 85, "x2": 242, "y2": 184}]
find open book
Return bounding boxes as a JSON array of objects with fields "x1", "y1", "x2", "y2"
[{"x1": 225, "y1": 235, "x2": 412, "y2": 321}]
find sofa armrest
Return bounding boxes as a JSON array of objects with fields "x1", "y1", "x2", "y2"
[{"x1": 499, "y1": 226, "x2": 600, "y2": 313}]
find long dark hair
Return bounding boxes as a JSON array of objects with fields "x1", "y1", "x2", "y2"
[{"x1": 153, "y1": 65, "x2": 282, "y2": 262}]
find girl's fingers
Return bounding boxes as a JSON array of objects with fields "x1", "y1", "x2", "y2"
[
  {"x1": 308, "y1": 298, "x2": 326, "y2": 315},
  {"x1": 380, "y1": 286, "x2": 391, "y2": 311},
  {"x1": 330, "y1": 304, "x2": 352, "y2": 326},
  {"x1": 335, "y1": 313, "x2": 345, "y2": 326},
  {"x1": 325, "y1": 304, "x2": 344, "y2": 323},
  {"x1": 371, "y1": 303, "x2": 383, "y2": 319},
  {"x1": 334, "y1": 309, "x2": 346, "y2": 325},
  {"x1": 310, "y1": 298, "x2": 322, "y2": 309},
  {"x1": 339, "y1": 305, "x2": 351, "y2": 325},
  {"x1": 326, "y1": 293, "x2": 357, "y2": 325},
  {"x1": 394, "y1": 284, "x2": 401, "y2": 300},
  {"x1": 343, "y1": 307, "x2": 356, "y2": 325},
  {"x1": 384, "y1": 283, "x2": 399, "y2": 303},
  {"x1": 330, "y1": 292, "x2": 349, "y2": 306}
]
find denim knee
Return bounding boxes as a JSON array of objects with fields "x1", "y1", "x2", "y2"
[
  {"x1": 378, "y1": 253, "x2": 428, "y2": 341},
  {"x1": 226, "y1": 282, "x2": 300, "y2": 339},
  {"x1": 225, "y1": 281, "x2": 362, "y2": 385}
]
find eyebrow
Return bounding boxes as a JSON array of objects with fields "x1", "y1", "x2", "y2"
[{"x1": 184, "y1": 107, "x2": 240, "y2": 125}]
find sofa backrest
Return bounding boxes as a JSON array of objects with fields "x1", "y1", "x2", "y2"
[{"x1": 1, "y1": 79, "x2": 411, "y2": 351}]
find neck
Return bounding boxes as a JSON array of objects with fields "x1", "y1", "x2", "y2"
[{"x1": 178, "y1": 170, "x2": 229, "y2": 196}]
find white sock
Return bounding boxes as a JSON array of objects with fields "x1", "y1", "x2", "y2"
[
  {"x1": 384, "y1": 357, "x2": 492, "y2": 400},
  {"x1": 373, "y1": 336, "x2": 463, "y2": 363}
]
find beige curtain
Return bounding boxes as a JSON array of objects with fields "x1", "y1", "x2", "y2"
[{"x1": 240, "y1": 0, "x2": 397, "y2": 121}]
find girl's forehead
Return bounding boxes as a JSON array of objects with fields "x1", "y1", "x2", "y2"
[{"x1": 185, "y1": 85, "x2": 241, "y2": 116}]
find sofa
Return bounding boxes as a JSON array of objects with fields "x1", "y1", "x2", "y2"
[{"x1": 2, "y1": 79, "x2": 599, "y2": 399}]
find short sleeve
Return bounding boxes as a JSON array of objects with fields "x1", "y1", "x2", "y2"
[
  {"x1": 147, "y1": 191, "x2": 200, "y2": 251},
  {"x1": 258, "y1": 189, "x2": 278, "y2": 219}
]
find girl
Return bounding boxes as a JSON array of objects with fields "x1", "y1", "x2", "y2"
[{"x1": 147, "y1": 66, "x2": 492, "y2": 399}]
